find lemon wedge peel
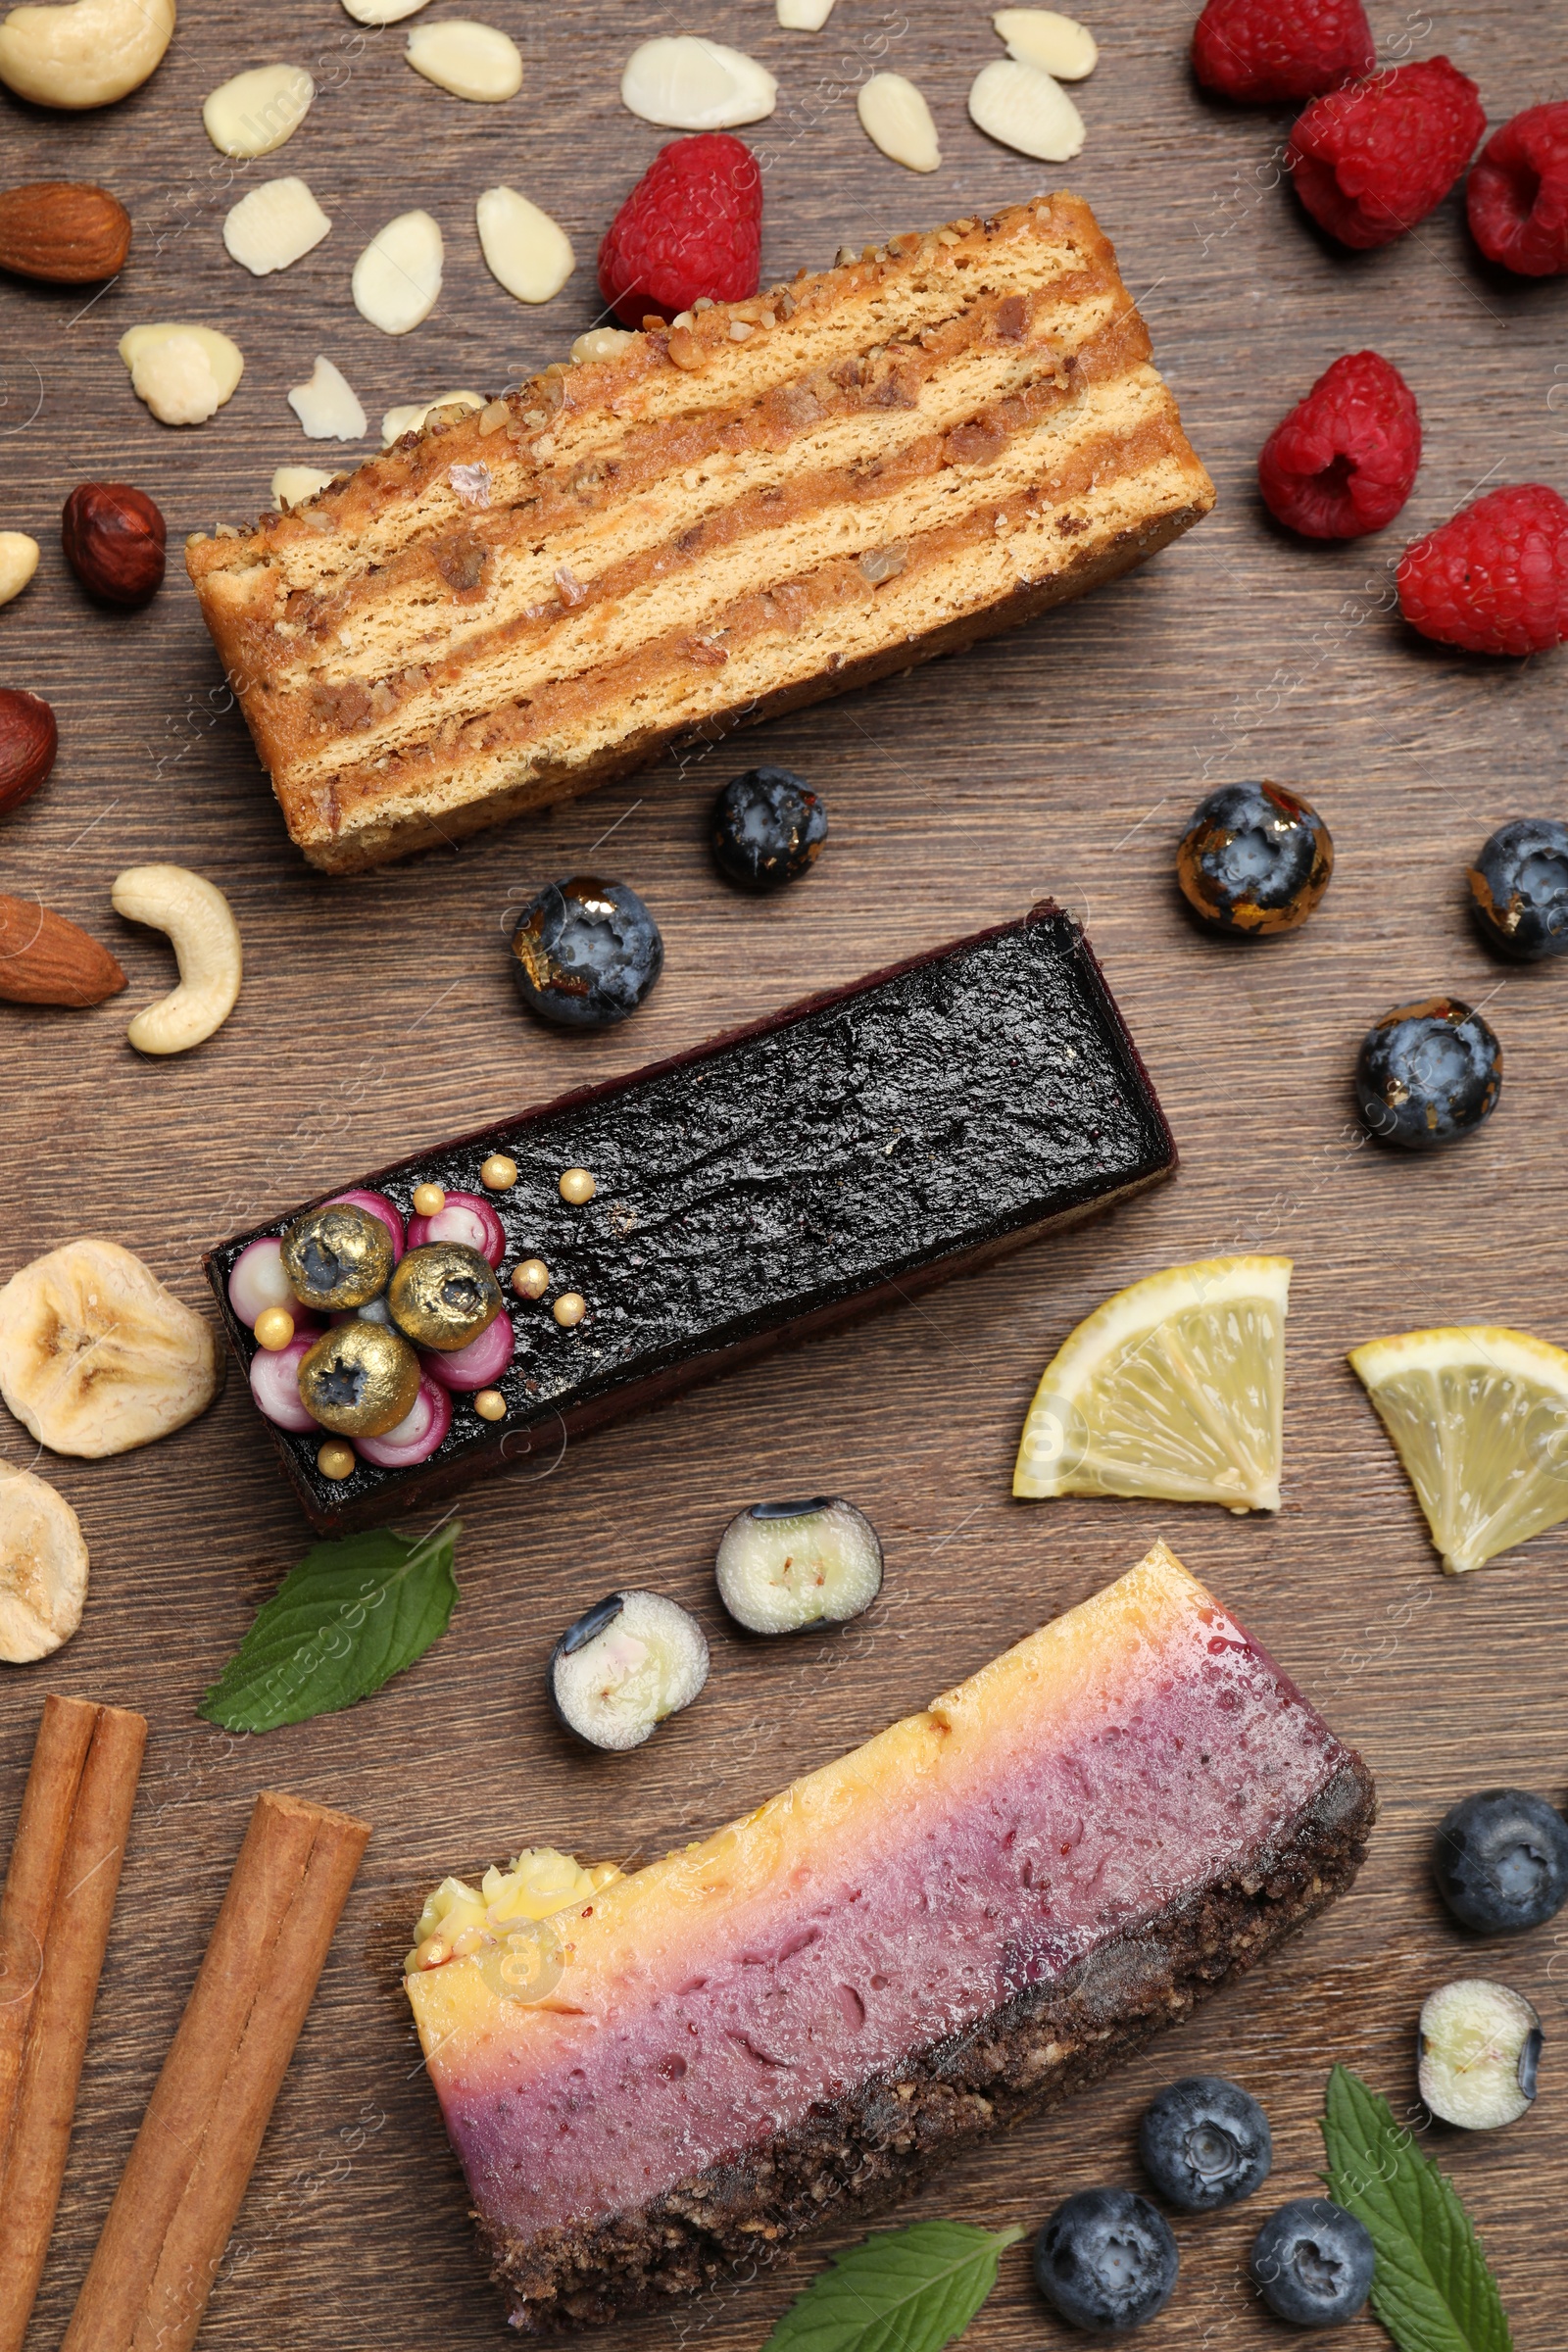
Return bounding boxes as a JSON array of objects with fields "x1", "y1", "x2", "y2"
[
  {"x1": 1013, "y1": 1254, "x2": 1292, "y2": 1513},
  {"x1": 1348, "y1": 1324, "x2": 1568, "y2": 1575}
]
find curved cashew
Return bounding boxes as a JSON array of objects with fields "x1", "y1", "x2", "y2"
[
  {"x1": 111, "y1": 865, "x2": 242, "y2": 1055},
  {"x1": 0, "y1": 0, "x2": 174, "y2": 108}
]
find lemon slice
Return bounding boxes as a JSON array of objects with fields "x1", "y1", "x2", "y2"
[
  {"x1": 1013, "y1": 1255, "x2": 1291, "y2": 1511},
  {"x1": 1348, "y1": 1326, "x2": 1568, "y2": 1574}
]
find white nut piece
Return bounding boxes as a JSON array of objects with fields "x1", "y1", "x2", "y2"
[
  {"x1": 272, "y1": 465, "x2": 335, "y2": 511},
  {"x1": 994, "y1": 9, "x2": 1098, "y2": 79},
  {"x1": 343, "y1": 0, "x2": 425, "y2": 20},
  {"x1": 476, "y1": 186, "x2": 573, "y2": 304},
  {"x1": 968, "y1": 57, "x2": 1085, "y2": 162},
  {"x1": 776, "y1": 0, "x2": 834, "y2": 25},
  {"x1": 621, "y1": 36, "x2": 776, "y2": 130},
  {"x1": 406, "y1": 18, "x2": 519, "y2": 101},
  {"x1": 381, "y1": 387, "x2": 481, "y2": 444},
  {"x1": 119, "y1": 323, "x2": 243, "y2": 426},
  {"x1": 0, "y1": 1464, "x2": 87, "y2": 1661},
  {"x1": 223, "y1": 175, "x2": 331, "y2": 276},
  {"x1": 0, "y1": 0, "x2": 173, "y2": 109},
  {"x1": 203, "y1": 63, "x2": 314, "y2": 158},
  {"x1": 288, "y1": 354, "x2": 367, "y2": 440},
  {"x1": 353, "y1": 209, "x2": 444, "y2": 335},
  {"x1": 570, "y1": 325, "x2": 635, "y2": 365},
  {"x1": 110, "y1": 864, "x2": 242, "y2": 1055},
  {"x1": 857, "y1": 73, "x2": 941, "y2": 172},
  {"x1": 0, "y1": 531, "x2": 40, "y2": 608}
]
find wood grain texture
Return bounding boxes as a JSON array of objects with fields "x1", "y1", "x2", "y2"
[{"x1": 1, "y1": 3, "x2": 1564, "y2": 2347}]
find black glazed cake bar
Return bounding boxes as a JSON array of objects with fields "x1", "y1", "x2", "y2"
[{"x1": 206, "y1": 904, "x2": 1176, "y2": 1531}]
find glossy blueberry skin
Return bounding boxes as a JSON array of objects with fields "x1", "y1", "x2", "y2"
[
  {"x1": 1433, "y1": 1788, "x2": 1568, "y2": 1934},
  {"x1": 1176, "y1": 781, "x2": 1333, "y2": 936},
  {"x1": 1355, "y1": 998, "x2": 1501, "y2": 1150},
  {"x1": 511, "y1": 875, "x2": 662, "y2": 1029},
  {"x1": 1250, "y1": 2199, "x2": 1374, "y2": 2327},
  {"x1": 1468, "y1": 820, "x2": 1568, "y2": 960},
  {"x1": 1138, "y1": 2076, "x2": 1272, "y2": 2211},
  {"x1": 1033, "y1": 2188, "x2": 1178, "y2": 2332},
  {"x1": 711, "y1": 765, "x2": 827, "y2": 891}
]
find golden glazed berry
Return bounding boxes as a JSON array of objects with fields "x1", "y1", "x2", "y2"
[
  {"x1": 282, "y1": 1201, "x2": 394, "y2": 1310},
  {"x1": 473, "y1": 1388, "x2": 508, "y2": 1421},
  {"x1": 298, "y1": 1322, "x2": 421, "y2": 1437},
  {"x1": 317, "y1": 1440, "x2": 356, "y2": 1480},
  {"x1": 480, "y1": 1153, "x2": 518, "y2": 1191},
  {"x1": 553, "y1": 1292, "x2": 587, "y2": 1328},
  {"x1": 253, "y1": 1305, "x2": 295, "y2": 1350},
  {"x1": 512, "y1": 1257, "x2": 550, "y2": 1299},
  {"x1": 559, "y1": 1166, "x2": 596, "y2": 1204},
  {"x1": 412, "y1": 1181, "x2": 446, "y2": 1215},
  {"x1": 388, "y1": 1241, "x2": 504, "y2": 1351}
]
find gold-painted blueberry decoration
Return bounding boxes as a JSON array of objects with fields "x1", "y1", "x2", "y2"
[
  {"x1": 474, "y1": 1388, "x2": 508, "y2": 1421},
  {"x1": 553, "y1": 1292, "x2": 587, "y2": 1328},
  {"x1": 318, "y1": 1440, "x2": 357, "y2": 1480},
  {"x1": 512, "y1": 1257, "x2": 551, "y2": 1299},
  {"x1": 388, "y1": 1241, "x2": 504, "y2": 1351},
  {"x1": 282, "y1": 1201, "x2": 395, "y2": 1311},
  {"x1": 481, "y1": 1153, "x2": 518, "y2": 1191},
  {"x1": 298, "y1": 1322, "x2": 421, "y2": 1437},
  {"x1": 559, "y1": 1166, "x2": 596, "y2": 1204}
]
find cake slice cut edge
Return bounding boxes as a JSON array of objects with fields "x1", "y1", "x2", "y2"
[
  {"x1": 404, "y1": 1540, "x2": 1374, "y2": 2332},
  {"x1": 187, "y1": 194, "x2": 1215, "y2": 873}
]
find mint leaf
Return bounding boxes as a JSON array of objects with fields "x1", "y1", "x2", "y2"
[
  {"x1": 1320, "y1": 2065, "x2": 1512, "y2": 2352},
  {"x1": 762, "y1": 2221, "x2": 1023, "y2": 2352},
  {"x1": 200, "y1": 1522, "x2": 461, "y2": 1732}
]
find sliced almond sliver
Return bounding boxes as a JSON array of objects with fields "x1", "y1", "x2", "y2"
[
  {"x1": 857, "y1": 73, "x2": 941, "y2": 172},
  {"x1": 620, "y1": 36, "x2": 776, "y2": 129},
  {"x1": 272, "y1": 466, "x2": 336, "y2": 512},
  {"x1": 223, "y1": 176, "x2": 331, "y2": 276},
  {"x1": 476, "y1": 187, "x2": 574, "y2": 304},
  {"x1": 288, "y1": 356, "x2": 367, "y2": 440},
  {"x1": 570, "y1": 326, "x2": 636, "y2": 365},
  {"x1": 352, "y1": 210, "x2": 444, "y2": 335},
  {"x1": 993, "y1": 9, "x2": 1098, "y2": 79},
  {"x1": 342, "y1": 0, "x2": 428, "y2": 19},
  {"x1": 968, "y1": 57, "x2": 1085, "y2": 162},
  {"x1": 777, "y1": 0, "x2": 835, "y2": 24},
  {"x1": 406, "y1": 20, "x2": 521, "y2": 102},
  {"x1": 381, "y1": 389, "x2": 483, "y2": 444},
  {"x1": 203, "y1": 63, "x2": 315, "y2": 158},
  {"x1": 119, "y1": 324, "x2": 244, "y2": 426}
]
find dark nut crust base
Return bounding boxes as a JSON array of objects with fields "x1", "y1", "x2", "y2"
[{"x1": 481, "y1": 1754, "x2": 1376, "y2": 2332}]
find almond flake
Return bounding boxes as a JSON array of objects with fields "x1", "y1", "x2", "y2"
[
  {"x1": 448, "y1": 461, "x2": 492, "y2": 508},
  {"x1": 993, "y1": 9, "x2": 1098, "y2": 79},
  {"x1": 288, "y1": 356, "x2": 367, "y2": 441},
  {"x1": 353, "y1": 210, "x2": 444, "y2": 334},
  {"x1": 777, "y1": 0, "x2": 835, "y2": 23},
  {"x1": 968, "y1": 58, "x2": 1085, "y2": 161},
  {"x1": 570, "y1": 326, "x2": 635, "y2": 364},
  {"x1": 857, "y1": 73, "x2": 941, "y2": 172},
  {"x1": 203, "y1": 64, "x2": 314, "y2": 159},
  {"x1": 118, "y1": 323, "x2": 243, "y2": 426},
  {"x1": 272, "y1": 466, "x2": 334, "y2": 512},
  {"x1": 406, "y1": 20, "x2": 521, "y2": 102},
  {"x1": 620, "y1": 36, "x2": 776, "y2": 130},
  {"x1": 475, "y1": 186, "x2": 574, "y2": 304},
  {"x1": 341, "y1": 0, "x2": 428, "y2": 17},
  {"x1": 223, "y1": 176, "x2": 331, "y2": 275},
  {"x1": 381, "y1": 389, "x2": 482, "y2": 444}
]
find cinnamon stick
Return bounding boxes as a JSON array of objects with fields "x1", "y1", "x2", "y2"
[
  {"x1": 63, "y1": 1788, "x2": 370, "y2": 2352},
  {"x1": 0, "y1": 1693, "x2": 148, "y2": 2352}
]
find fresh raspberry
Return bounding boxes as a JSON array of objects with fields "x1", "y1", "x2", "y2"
[
  {"x1": 1191, "y1": 0, "x2": 1373, "y2": 105},
  {"x1": 1467, "y1": 102, "x2": 1568, "y2": 276},
  {"x1": 598, "y1": 134, "x2": 761, "y2": 328},
  {"x1": 1288, "y1": 59, "x2": 1486, "y2": 250},
  {"x1": 1257, "y1": 351, "x2": 1421, "y2": 538},
  {"x1": 1397, "y1": 485, "x2": 1568, "y2": 657}
]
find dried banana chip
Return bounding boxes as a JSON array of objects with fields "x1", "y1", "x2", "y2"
[
  {"x1": 0, "y1": 1238, "x2": 223, "y2": 1458},
  {"x1": 0, "y1": 1465, "x2": 88, "y2": 1662}
]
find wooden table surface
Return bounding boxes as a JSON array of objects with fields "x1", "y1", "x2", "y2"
[{"x1": 3, "y1": 1, "x2": 1565, "y2": 2345}]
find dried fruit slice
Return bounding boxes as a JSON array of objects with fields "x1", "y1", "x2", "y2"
[
  {"x1": 223, "y1": 176, "x2": 330, "y2": 276},
  {"x1": 1348, "y1": 1325, "x2": 1568, "y2": 1574},
  {"x1": 352, "y1": 211, "x2": 443, "y2": 334},
  {"x1": 857, "y1": 73, "x2": 941, "y2": 172},
  {"x1": 287, "y1": 355, "x2": 367, "y2": 439},
  {"x1": 620, "y1": 35, "x2": 776, "y2": 130},
  {"x1": 405, "y1": 19, "x2": 521, "y2": 103},
  {"x1": 0, "y1": 1465, "x2": 88, "y2": 1660},
  {"x1": 202, "y1": 64, "x2": 315, "y2": 158},
  {"x1": 475, "y1": 186, "x2": 574, "y2": 303},
  {"x1": 0, "y1": 1238, "x2": 222, "y2": 1458},
  {"x1": 969, "y1": 56, "x2": 1085, "y2": 161},
  {"x1": 1014, "y1": 1255, "x2": 1291, "y2": 1510}
]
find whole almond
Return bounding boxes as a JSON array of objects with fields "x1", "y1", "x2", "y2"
[
  {"x1": 0, "y1": 687, "x2": 57, "y2": 818},
  {"x1": 0, "y1": 181, "x2": 131, "y2": 283},
  {"x1": 0, "y1": 894, "x2": 126, "y2": 1006}
]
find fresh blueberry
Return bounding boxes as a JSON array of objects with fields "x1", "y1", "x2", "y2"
[
  {"x1": 511, "y1": 875, "x2": 662, "y2": 1029},
  {"x1": 1355, "y1": 998, "x2": 1501, "y2": 1150},
  {"x1": 1033, "y1": 2188, "x2": 1178, "y2": 2332},
  {"x1": 1176, "y1": 781, "x2": 1333, "y2": 936},
  {"x1": 1468, "y1": 819, "x2": 1568, "y2": 960},
  {"x1": 1138, "y1": 2076, "x2": 1272, "y2": 2211},
  {"x1": 1433, "y1": 1788, "x2": 1568, "y2": 1934},
  {"x1": 711, "y1": 765, "x2": 827, "y2": 891},
  {"x1": 1250, "y1": 2199, "x2": 1374, "y2": 2327}
]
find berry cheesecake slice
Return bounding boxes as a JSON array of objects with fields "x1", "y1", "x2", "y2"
[{"x1": 405, "y1": 1543, "x2": 1374, "y2": 2331}]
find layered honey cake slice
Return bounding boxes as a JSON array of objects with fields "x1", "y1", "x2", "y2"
[
  {"x1": 405, "y1": 1543, "x2": 1374, "y2": 2332},
  {"x1": 187, "y1": 196, "x2": 1214, "y2": 873}
]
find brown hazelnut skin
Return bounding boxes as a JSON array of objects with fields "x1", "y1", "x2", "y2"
[
  {"x1": 61, "y1": 481, "x2": 167, "y2": 607},
  {"x1": 0, "y1": 688, "x2": 58, "y2": 818}
]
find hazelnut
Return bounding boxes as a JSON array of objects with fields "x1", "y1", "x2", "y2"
[
  {"x1": 61, "y1": 481, "x2": 167, "y2": 607},
  {"x1": 0, "y1": 687, "x2": 58, "y2": 818}
]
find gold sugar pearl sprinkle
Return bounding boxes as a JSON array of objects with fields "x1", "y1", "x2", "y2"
[
  {"x1": 553, "y1": 1292, "x2": 587, "y2": 1328},
  {"x1": 412, "y1": 1181, "x2": 447, "y2": 1216},
  {"x1": 474, "y1": 1388, "x2": 508, "y2": 1421},
  {"x1": 512, "y1": 1257, "x2": 551, "y2": 1300},
  {"x1": 481, "y1": 1153, "x2": 518, "y2": 1191},
  {"x1": 253, "y1": 1306, "x2": 295, "y2": 1351},
  {"x1": 318, "y1": 1441, "x2": 356, "y2": 1481},
  {"x1": 559, "y1": 1167, "x2": 596, "y2": 1204}
]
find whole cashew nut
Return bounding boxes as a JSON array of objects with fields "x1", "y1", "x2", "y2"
[
  {"x1": 111, "y1": 865, "x2": 242, "y2": 1055},
  {"x1": 0, "y1": 0, "x2": 174, "y2": 109}
]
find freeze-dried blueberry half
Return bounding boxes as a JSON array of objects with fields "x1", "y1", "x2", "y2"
[
  {"x1": 548, "y1": 1591, "x2": 709, "y2": 1750},
  {"x1": 714, "y1": 1496, "x2": 882, "y2": 1634}
]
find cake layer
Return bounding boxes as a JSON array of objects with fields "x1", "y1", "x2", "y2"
[
  {"x1": 406, "y1": 1544, "x2": 1375, "y2": 2330},
  {"x1": 186, "y1": 197, "x2": 1214, "y2": 872},
  {"x1": 206, "y1": 905, "x2": 1175, "y2": 1532}
]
